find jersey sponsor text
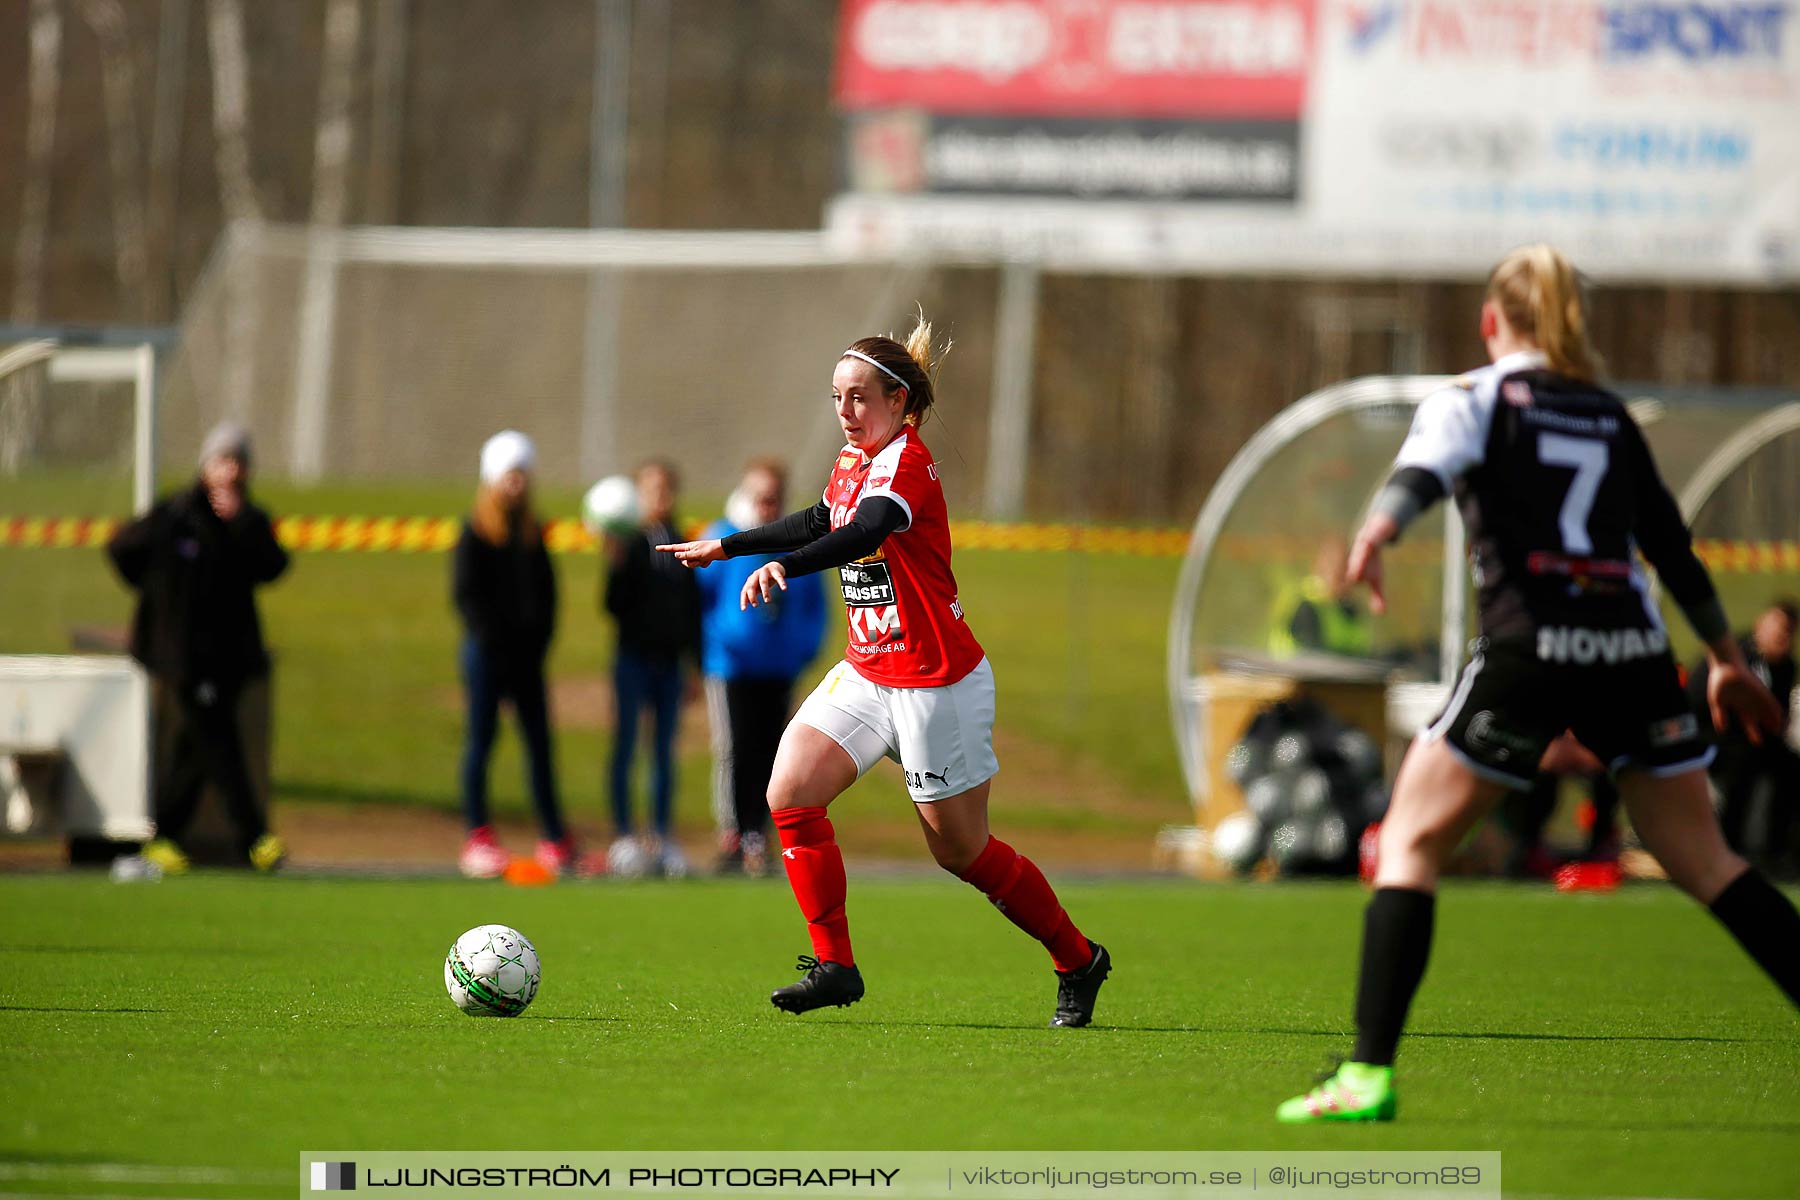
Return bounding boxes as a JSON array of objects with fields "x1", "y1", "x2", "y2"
[
  {"x1": 822, "y1": 431, "x2": 985, "y2": 686},
  {"x1": 1537, "y1": 624, "x2": 1669, "y2": 665}
]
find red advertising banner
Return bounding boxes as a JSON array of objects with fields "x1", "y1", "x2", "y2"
[{"x1": 834, "y1": 0, "x2": 1316, "y2": 119}]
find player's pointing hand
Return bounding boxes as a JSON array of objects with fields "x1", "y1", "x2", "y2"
[{"x1": 656, "y1": 538, "x2": 725, "y2": 568}]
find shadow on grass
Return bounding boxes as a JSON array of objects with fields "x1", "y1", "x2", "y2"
[
  {"x1": 0, "y1": 944, "x2": 271, "y2": 956},
  {"x1": 855, "y1": 1020, "x2": 1765, "y2": 1044},
  {"x1": 0, "y1": 1003, "x2": 169, "y2": 1014},
  {"x1": 1406, "y1": 1115, "x2": 1800, "y2": 1136},
  {"x1": 1406, "y1": 1028, "x2": 1757, "y2": 1045}
]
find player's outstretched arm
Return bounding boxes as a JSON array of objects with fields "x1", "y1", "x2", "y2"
[
  {"x1": 656, "y1": 537, "x2": 725, "y2": 568},
  {"x1": 774, "y1": 497, "x2": 906, "y2": 579},
  {"x1": 1347, "y1": 512, "x2": 1398, "y2": 615},
  {"x1": 657, "y1": 501, "x2": 833, "y2": 569},
  {"x1": 1353, "y1": 384, "x2": 1480, "y2": 617},
  {"x1": 742, "y1": 496, "x2": 908, "y2": 610}
]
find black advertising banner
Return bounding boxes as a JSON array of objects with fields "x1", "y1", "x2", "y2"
[{"x1": 848, "y1": 114, "x2": 1300, "y2": 202}]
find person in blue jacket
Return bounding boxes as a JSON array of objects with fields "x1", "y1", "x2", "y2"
[{"x1": 699, "y1": 459, "x2": 828, "y2": 874}]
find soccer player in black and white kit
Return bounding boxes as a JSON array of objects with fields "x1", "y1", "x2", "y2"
[{"x1": 1279, "y1": 245, "x2": 1800, "y2": 1122}]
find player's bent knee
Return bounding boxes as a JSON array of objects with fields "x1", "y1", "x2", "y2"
[
  {"x1": 1374, "y1": 816, "x2": 1450, "y2": 889},
  {"x1": 765, "y1": 778, "x2": 807, "y2": 813},
  {"x1": 1380, "y1": 812, "x2": 1451, "y2": 860},
  {"x1": 765, "y1": 763, "x2": 817, "y2": 813},
  {"x1": 930, "y1": 839, "x2": 983, "y2": 875}
]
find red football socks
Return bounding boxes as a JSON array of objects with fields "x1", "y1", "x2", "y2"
[
  {"x1": 772, "y1": 806, "x2": 854, "y2": 967},
  {"x1": 959, "y1": 836, "x2": 1092, "y2": 972}
]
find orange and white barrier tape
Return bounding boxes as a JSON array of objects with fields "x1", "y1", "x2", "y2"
[
  {"x1": 6, "y1": 514, "x2": 1800, "y2": 570},
  {"x1": 1694, "y1": 538, "x2": 1800, "y2": 573},
  {"x1": 0, "y1": 516, "x2": 121, "y2": 549},
  {"x1": 0, "y1": 514, "x2": 1194, "y2": 558}
]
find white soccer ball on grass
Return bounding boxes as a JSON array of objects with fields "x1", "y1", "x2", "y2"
[
  {"x1": 444, "y1": 924, "x2": 540, "y2": 1017},
  {"x1": 581, "y1": 475, "x2": 640, "y2": 536}
]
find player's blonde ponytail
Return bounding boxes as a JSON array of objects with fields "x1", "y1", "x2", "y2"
[
  {"x1": 1487, "y1": 244, "x2": 1603, "y2": 382},
  {"x1": 843, "y1": 310, "x2": 951, "y2": 426}
]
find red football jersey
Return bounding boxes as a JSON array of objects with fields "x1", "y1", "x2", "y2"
[{"x1": 823, "y1": 427, "x2": 984, "y2": 687}]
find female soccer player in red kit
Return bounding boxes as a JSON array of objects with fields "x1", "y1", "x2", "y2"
[{"x1": 659, "y1": 317, "x2": 1111, "y2": 1025}]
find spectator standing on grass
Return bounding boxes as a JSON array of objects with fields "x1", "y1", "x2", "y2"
[
  {"x1": 108, "y1": 422, "x2": 289, "y2": 874},
  {"x1": 453, "y1": 431, "x2": 574, "y2": 878},
  {"x1": 1688, "y1": 600, "x2": 1800, "y2": 877},
  {"x1": 698, "y1": 460, "x2": 828, "y2": 874},
  {"x1": 603, "y1": 460, "x2": 702, "y2": 875}
]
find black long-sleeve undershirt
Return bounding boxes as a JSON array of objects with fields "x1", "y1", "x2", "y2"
[
  {"x1": 721, "y1": 497, "x2": 907, "y2": 578},
  {"x1": 720, "y1": 501, "x2": 830, "y2": 556},
  {"x1": 1620, "y1": 417, "x2": 1728, "y2": 642}
]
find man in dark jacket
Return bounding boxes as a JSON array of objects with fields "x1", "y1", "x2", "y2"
[
  {"x1": 604, "y1": 460, "x2": 702, "y2": 875},
  {"x1": 1690, "y1": 600, "x2": 1799, "y2": 876},
  {"x1": 107, "y1": 423, "x2": 289, "y2": 872}
]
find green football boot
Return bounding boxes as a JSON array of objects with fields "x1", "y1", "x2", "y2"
[{"x1": 1276, "y1": 1061, "x2": 1396, "y2": 1123}]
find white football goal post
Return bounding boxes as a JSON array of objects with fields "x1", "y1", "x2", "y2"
[{"x1": 0, "y1": 337, "x2": 159, "y2": 842}]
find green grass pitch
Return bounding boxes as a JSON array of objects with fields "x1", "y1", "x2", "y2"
[{"x1": 2, "y1": 875, "x2": 1796, "y2": 1199}]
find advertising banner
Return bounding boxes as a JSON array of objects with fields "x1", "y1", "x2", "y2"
[
  {"x1": 828, "y1": 0, "x2": 1800, "y2": 282},
  {"x1": 847, "y1": 112, "x2": 1302, "y2": 200},
  {"x1": 834, "y1": 0, "x2": 1315, "y2": 117}
]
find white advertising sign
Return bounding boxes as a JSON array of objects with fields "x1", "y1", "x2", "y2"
[{"x1": 827, "y1": 0, "x2": 1800, "y2": 282}]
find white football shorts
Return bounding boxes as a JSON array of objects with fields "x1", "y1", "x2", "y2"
[{"x1": 793, "y1": 657, "x2": 999, "y2": 802}]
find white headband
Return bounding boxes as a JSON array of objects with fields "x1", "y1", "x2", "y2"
[{"x1": 841, "y1": 349, "x2": 908, "y2": 391}]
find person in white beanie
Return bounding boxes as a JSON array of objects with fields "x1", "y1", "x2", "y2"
[{"x1": 452, "y1": 430, "x2": 575, "y2": 877}]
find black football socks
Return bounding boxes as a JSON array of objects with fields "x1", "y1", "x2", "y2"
[
  {"x1": 1351, "y1": 887, "x2": 1437, "y2": 1066},
  {"x1": 1709, "y1": 867, "x2": 1800, "y2": 1009}
]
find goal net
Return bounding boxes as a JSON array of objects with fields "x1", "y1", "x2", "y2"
[{"x1": 159, "y1": 224, "x2": 1000, "y2": 511}]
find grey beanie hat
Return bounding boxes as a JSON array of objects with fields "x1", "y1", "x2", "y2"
[{"x1": 199, "y1": 421, "x2": 252, "y2": 469}]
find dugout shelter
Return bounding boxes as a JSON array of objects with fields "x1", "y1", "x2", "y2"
[
  {"x1": 1167, "y1": 374, "x2": 1800, "y2": 821},
  {"x1": 0, "y1": 335, "x2": 161, "y2": 847}
]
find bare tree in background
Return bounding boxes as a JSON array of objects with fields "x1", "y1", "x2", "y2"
[
  {"x1": 13, "y1": 0, "x2": 62, "y2": 325},
  {"x1": 207, "y1": 0, "x2": 262, "y2": 423},
  {"x1": 364, "y1": 0, "x2": 407, "y2": 224},
  {"x1": 78, "y1": 0, "x2": 150, "y2": 323},
  {"x1": 145, "y1": 0, "x2": 191, "y2": 322},
  {"x1": 289, "y1": 0, "x2": 363, "y2": 479},
  {"x1": 4, "y1": 0, "x2": 63, "y2": 477}
]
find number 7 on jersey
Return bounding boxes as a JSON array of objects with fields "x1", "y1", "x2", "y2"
[{"x1": 1538, "y1": 432, "x2": 1609, "y2": 555}]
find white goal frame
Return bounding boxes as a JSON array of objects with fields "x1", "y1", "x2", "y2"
[
  {"x1": 0, "y1": 338, "x2": 158, "y2": 513},
  {"x1": 0, "y1": 339, "x2": 159, "y2": 841}
]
